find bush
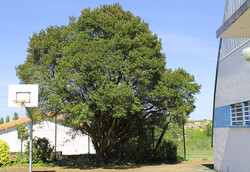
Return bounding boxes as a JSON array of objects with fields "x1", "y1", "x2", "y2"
[
  {"x1": 108, "y1": 127, "x2": 178, "y2": 164},
  {"x1": 204, "y1": 124, "x2": 212, "y2": 137},
  {"x1": 13, "y1": 152, "x2": 27, "y2": 165},
  {"x1": 0, "y1": 140, "x2": 11, "y2": 166},
  {"x1": 107, "y1": 127, "x2": 154, "y2": 164},
  {"x1": 25, "y1": 137, "x2": 54, "y2": 163},
  {"x1": 155, "y1": 139, "x2": 178, "y2": 162}
]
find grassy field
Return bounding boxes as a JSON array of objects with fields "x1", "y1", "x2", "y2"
[
  {"x1": 178, "y1": 148, "x2": 213, "y2": 159},
  {"x1": 165, "y1": 121, "x2": 213, "y2": 160}
]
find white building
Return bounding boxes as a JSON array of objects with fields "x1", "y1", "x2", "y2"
[
  {"x1": 0, "y1": 117, "x2": 95, "y2": 155},
  {"x1": 213, "y1": 0, "x2": 250, "y2": 171}
]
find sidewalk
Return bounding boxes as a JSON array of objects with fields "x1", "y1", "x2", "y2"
[{"x1": 0, "y1": 160, "x2": 214, "y2": 172}]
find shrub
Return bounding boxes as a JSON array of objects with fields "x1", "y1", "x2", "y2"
[
  {"x1": 108, "y1": 127, "x2": 154, "y2": 164},
  {"x1": 25, "y1": 137, "x2": 54, "y2": 163},
  {"x1": 204, "y1": 124, "x2": 212, "y2": 137},
  {"x1": 0, "y1": 140, "x2": 11, "y2": 166},
  {"x1": 155, "y1": 139, "x2": 178, "y2": 162},
  {"x1": 13, "y1": 152, "x2": 27, "y2": 165}
]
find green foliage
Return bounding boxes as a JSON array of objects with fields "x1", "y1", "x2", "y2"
[
  {"x1": 155, "y1": 140, "x2": 177, "y2": 162},
  {"x1": 185, "y1": 128, "x2": 210, "y2": 150},
  {"x1": 0, "y1": 118, "x2": 4, "y2": 124},
  {"x1": 25, "y1": 137, "x2": 54, "y2": 163},
  {"x1": 15, "y1": 124, "x2": 29, "y2": 159},
  {"x1": 13, "y1": 112, "x2": 19, "y2": 120},
  {"x1": 0, "y1": 140, "x2": 11, "y2": 166},
  {"x1": 16, "y1": 3, "x2": 200, "y2": 163},
  {"x1": 13, "y1": 152, "x2": 27, "y2": 165},
  {"x1": 112, "y1": 127, "x2": 153, "y2": 163},
  {"x1": 204, "y1": 123, "x2": 212, "y2": 137},
  {"x1": 108, "y1": 127, "x2": 178, "y2": 163},
  {"x1": 15, "y1": 124, "x2": 29, "y2": 142},
  {"x1": 5, "y1": 116, "x2": 10, "y2": 123}
]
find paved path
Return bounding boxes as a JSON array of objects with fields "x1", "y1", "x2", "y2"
[{"x1": 0, "y1": 160, "x2": 214, "y2": 172}]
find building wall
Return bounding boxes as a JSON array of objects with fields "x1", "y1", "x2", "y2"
[
  {"x1": 0, "y1": 125, "x2": 27, "y2": 153},
  {"x1": 215, "y1": 41, "x2": 250, "y2": 108},
  {"x1": 34, "y1": 119, "x2": 95, "y2": 155},
  {"x1": 214, "y1": 41, "x2": 250, "y2": 171},
  {"x1": 214, "y1": 128, "x2": 250, "y2": 172},
  {"x1": 214, "y1": 1, "x2": 250, "y2": 170},
  {"x1": 0, "y1": 120, "x2": 95, "y2": 155}
]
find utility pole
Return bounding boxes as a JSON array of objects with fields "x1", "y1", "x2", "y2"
[
  {"x1": 25, "y1": 107, "x2": 33, "y2": 172},
  {"x1": 183, "y1": 113, "x2": 186, "y2": 159}
]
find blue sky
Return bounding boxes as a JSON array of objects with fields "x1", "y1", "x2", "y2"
[{"x1": 0, "y1": 0, "x2": 226, "y2": 120}]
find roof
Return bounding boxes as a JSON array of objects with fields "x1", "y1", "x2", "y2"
[
  {"x1": 217, "y1": 0, "x2": 250, "y2": 38},
  {"x1": 0, "y1": 114, "x2": 83, "y2": 131},
  {"x1": 0, "y1": 117, "x2": 30, "y2": 131},
  {"x1": 0, "y1": 114, "x2": 64, "y2": 131}
]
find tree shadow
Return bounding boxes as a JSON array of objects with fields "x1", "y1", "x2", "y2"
[
  {"x1": 53, "y1": 154, "x2": 183, "y2": 170},
  {"x1": 202, "y1": 163, "x2": 214, "y2": 170}
]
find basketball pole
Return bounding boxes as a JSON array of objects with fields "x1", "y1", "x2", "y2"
[{"x1": 25, "y1": 107, "x2": 33, "y2": 172}]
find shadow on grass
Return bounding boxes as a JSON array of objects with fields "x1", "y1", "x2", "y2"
[
  {"x1": 202, "y1": 163, "x2": 214, "y2": 170},
  {"x1": 53, "y1": 154, "x2": 183, "y2": 170}
]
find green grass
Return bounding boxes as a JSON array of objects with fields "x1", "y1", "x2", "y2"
[
  {"x1": 165, "y1": 125, "x2": 214, "y2": 160},
  {"x1": 177, "y1": 148, "x2": 213, "y2": 159}
]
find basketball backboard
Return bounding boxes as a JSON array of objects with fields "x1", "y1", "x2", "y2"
[{"x1": 8, "y1": 84, "x2": 38, "y2": 107}]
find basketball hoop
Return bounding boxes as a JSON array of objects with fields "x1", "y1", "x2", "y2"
[
  {"x1": 8, "y1": 84, "x2": 38, "y2": 172},
  {"x1": 13, "y1": 100, "x2": 27, "y2": 113}
]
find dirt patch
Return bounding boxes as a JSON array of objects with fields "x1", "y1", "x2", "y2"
[{"x1": 0, "y1": 160, "x2": 214, "y2": 172}]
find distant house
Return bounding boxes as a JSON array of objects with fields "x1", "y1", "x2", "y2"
[{"x1": 0, "y1": 117, "x2": 95, "y2": 155}]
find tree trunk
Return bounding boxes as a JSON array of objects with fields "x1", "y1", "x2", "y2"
[
  {"x1": 97, "y1": 150, "x2": 105, "y2": 166},
  {"x1": 153, "y1": 123, "x2": 169, "y2": 154}
]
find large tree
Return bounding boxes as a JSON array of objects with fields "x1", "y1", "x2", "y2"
[{"x1": 16, "y1": 4, "x2": 200, "y2": 163}]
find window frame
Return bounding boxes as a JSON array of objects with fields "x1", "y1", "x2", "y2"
[{"x1": 231, "y1": 101, "x2": 250, "y2": 126}]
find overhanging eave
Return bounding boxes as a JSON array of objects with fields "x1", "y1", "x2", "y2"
[{"x1": 217, "y1": 0, "x2": 250, "y2": 38}]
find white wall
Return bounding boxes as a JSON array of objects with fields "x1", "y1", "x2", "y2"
[
  {"x1": 0, "y1": 125, "x2": 28, "y2": 153},
  {"x1": 215, "y1": 41, "x2": 250, "y2": 108},
  {"x1": 214, "y1": 128, "x2": 250, "y2": 172},
  {"x1": 0, "y1": 120, "x2": 95, "y2": 155},
  {"x1": 34, "y1": 120, "x2": 95, "y2": 155}
]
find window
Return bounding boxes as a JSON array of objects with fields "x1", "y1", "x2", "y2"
[
  {"x1": 231, "y1": 101, "x2": 250, "y2": 126},
  {"x1": 244, "y1": 102, "x2": 250, "y2": 125}
]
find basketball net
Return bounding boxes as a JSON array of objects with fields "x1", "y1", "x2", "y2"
[{"x1": 13, "y1": 100, "x2": 26, "y2": 113}]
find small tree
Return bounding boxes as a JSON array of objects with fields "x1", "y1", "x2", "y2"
[
  {"x1": 15, "y1": 124, "x2": 29, "y2": 158},
  {"x1": 204, "y1": 123, "x2": 212, "y2": 137},
  {"x1": 13, "y1": 112, "x2": 19, "y2": 121},
  {"x1": 0, "y1": 118, "x2": 4, "y2": 124},
  {"x1": 5, "y1": 116, "x2": 10, "y2": 123}
]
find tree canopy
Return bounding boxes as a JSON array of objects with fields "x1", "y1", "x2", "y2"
[
  {"x1": 5, "y1": 116, "x2": 10, "y2": 123},
  {"x1": 16, "y1": 4, "x2": 200, "y2": 163},
  {"x1": 13, "y1": 112, "x2": 19, "y2": 121},
  {"x1": 0, "y1": 118, "x2": 4, "y2": 124}
]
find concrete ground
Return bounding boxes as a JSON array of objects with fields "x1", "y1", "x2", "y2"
[{"x1": 0, "y1": 160, "x2": 214, "y2": 172}]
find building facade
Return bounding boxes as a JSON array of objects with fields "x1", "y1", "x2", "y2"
[
  {"x1": 0, "y1": 117, "x2": 95, "y2": 155},
  {"x1": 213, "y1": 0, "x2": 250, "y2": 171}
]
